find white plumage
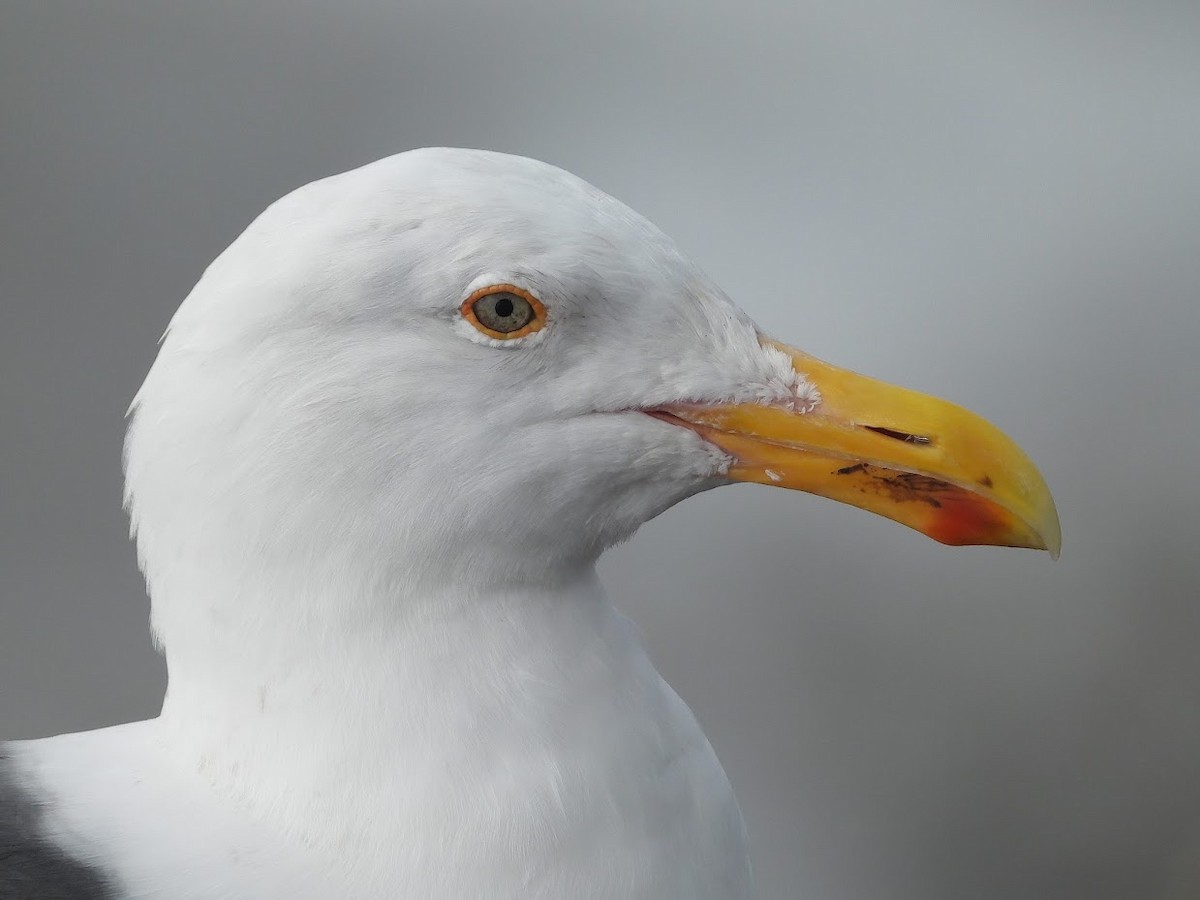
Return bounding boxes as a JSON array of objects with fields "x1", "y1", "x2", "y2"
[
  {"x1": 4, "y1": 147, "x2": 1058, "y2": 900},
  {"x1": 9, "y1": 149, "x2": 807, "y2": 898}
]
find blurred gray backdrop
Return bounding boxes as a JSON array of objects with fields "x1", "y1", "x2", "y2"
[{"x1": 2, "y1": 2, "x2": 1198, "y2": 898}]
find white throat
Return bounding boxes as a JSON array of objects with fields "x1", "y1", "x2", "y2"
[{"x1": 154, "y1": 570, "x2": 736, "y2": 890}]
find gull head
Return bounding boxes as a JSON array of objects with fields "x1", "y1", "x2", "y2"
[{"x1": 124, "y1": 148, "x2": 1059, "y2": 657}]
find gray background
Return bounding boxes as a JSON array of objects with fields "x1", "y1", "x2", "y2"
[{"x1": 2, "y1": 2, "x2": 1198, "y2": 898}]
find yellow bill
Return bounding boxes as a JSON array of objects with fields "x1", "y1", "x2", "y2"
[{"x1": 656, "y1": 338, "x2": 1061, "y2": 557}]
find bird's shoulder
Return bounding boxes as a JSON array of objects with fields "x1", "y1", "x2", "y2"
[{"x1": 0, "y1": 743, "x2": 117, "y2": 900}]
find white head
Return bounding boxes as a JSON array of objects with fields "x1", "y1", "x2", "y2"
[
  {"x1": 126, "y1": 147, "x2": 1059, "y2": 706},
  {"x1": 124, "y1": 148, "x2": 807, "y2": 676}
]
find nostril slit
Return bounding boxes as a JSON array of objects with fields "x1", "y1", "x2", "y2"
[{"x1": 864, "y1": 425, "x2": 933, "y2": 445}]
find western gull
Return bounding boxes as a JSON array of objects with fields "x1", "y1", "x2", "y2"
[{"x1": 1, "y1": 148, "x2": 1059, "y2": 899}]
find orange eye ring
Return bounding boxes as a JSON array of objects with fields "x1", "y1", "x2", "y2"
[{"x1": 460, "y1": 284, "x2": 548, "y2": 340}]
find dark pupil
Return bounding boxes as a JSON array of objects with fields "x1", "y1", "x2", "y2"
[{"x1": 493, "y1": 296, "x2": 515, "y2": 318}]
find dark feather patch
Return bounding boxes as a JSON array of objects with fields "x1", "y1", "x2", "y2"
[{"x1": 0, "y1": 746, "x2": 116, "y2": 899}]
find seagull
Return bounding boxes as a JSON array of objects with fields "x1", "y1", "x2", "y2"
[{"x1": 1, "y1": 148, "x2": 1059, "y2": 899}]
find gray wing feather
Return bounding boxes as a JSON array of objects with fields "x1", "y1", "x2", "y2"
[{"x1": 0, "y1": 746, "x2": 116, "y2": 900}]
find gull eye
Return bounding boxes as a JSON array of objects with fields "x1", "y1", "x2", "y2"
[{"x1": 460, "y1": 285, "x2": 546, "y2": 340}]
